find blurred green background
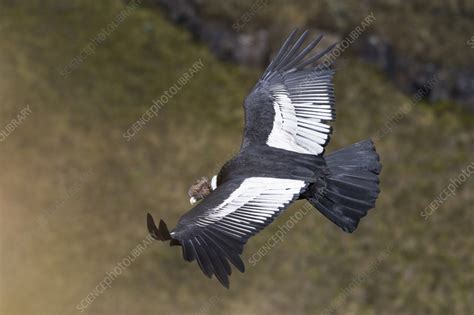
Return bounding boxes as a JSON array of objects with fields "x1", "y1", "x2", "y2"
[{"x1": 0, "y1": 1, "x2": 473, "y2": 315}]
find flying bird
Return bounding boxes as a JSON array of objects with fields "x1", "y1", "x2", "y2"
[{"x1": 147, "y1": 30, "x2": 381, "y2": 288}]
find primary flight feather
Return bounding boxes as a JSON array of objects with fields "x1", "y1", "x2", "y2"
[{"x1": 147, "y1": 30, "x2": 382, "y2": 288}]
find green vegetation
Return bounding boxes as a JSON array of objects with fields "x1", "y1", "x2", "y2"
[{"x1": 0, "y1": 1, "x2": 472, "y2": 314}]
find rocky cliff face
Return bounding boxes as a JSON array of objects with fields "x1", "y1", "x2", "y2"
[
  {"x1": 152, "y1": 0, "x2": 270, "y2": 66},
  {"x1": 153, "y1": 0, "x2": 473, "y2": 109},
  {"x1": 357, "y1": 35, "x2": 474, "y2": 106}
]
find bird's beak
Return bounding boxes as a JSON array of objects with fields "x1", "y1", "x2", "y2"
[{"x1": 189, "y1": 197, "x2": 197, "y2": 205}]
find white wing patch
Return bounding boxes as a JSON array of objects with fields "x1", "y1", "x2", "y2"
[
  {"x1": 195, "y1": 177, "x2": 305, "y2": 236},
  {"x1": 266, "y1": 80, "x2": 334, "y2": 155}
]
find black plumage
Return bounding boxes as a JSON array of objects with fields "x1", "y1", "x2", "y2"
[{"x1": 147, "y1": 30, "x2": 382, "y2": 288}]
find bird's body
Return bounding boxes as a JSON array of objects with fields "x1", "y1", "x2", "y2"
[
  {"x1": 148, "y1": 30, "x2": 382, "y2": 288},
  {"x1": 218, "y1": 145, "x2": 326, "y2": 184}
]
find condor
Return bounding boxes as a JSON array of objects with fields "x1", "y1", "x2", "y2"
[{"x1": 147, "y1": 30, "x2": 381, "y2": 288}]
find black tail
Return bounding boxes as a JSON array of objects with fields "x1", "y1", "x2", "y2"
[{"x1": 305, "y1": 139, "x2": 381, "y2": 232}]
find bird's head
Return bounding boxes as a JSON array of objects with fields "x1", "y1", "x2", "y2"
[{"x1": 188, "y1": 176, "x2": 213, "y2": 205}]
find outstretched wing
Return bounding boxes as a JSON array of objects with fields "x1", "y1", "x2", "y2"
[
  {"x1": 170, "y1": 177, "x2": 307, "y2": 287},
  {"x1": 241, "y1": 30, "x2": 336, "y2": 155}
]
